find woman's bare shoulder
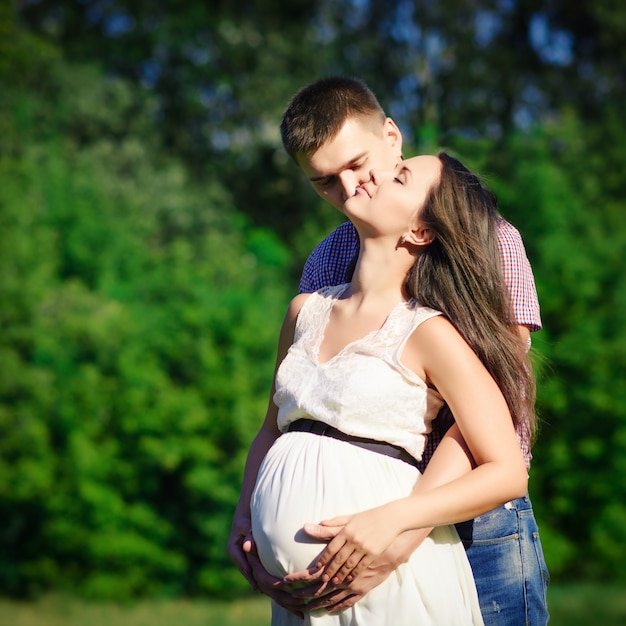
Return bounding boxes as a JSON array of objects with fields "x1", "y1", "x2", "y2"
[{"x1": 286, "y1": 292, "x2": 312, "y2": 321}]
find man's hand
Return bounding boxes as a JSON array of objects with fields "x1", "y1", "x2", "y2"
[
  {"x1": 245, "y1": 549, "x2": 309, "y2": 618},
  {"x1": 227, "y1": 515, "x2": 310, "y2": 618},
  {"x1": 283, "y1": 553, "x2": 395, "y2": 613},
  {"x1": 227, "y1": 515, "x2": 259, "y2": 591}
]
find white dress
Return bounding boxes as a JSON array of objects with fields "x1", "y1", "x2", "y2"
[{"x1": 251, "y1": 285, "x2": 484, "y2": 626}]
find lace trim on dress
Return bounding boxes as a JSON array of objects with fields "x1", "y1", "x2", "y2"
[{"x1": 296, "y1": 284, "x2": 440, "y2": 385}]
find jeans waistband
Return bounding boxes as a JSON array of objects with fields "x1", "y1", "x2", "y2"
[
  {"x1": 287, "y1": 418, "x2": 419, "y2": 468},
  {"x1": 502, "y1": 494, "x2": 532, "y2": 511}
]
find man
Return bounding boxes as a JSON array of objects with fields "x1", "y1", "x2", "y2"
[{"x1": 229, "y1": 77, "x2": 549, "y2": 625}]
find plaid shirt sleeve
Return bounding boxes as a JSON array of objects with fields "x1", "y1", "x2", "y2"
[
  {"x1": 497, "y1": 218, "x2": 542, "y2": 331},
  {"x1": 299, "y1": 222, "x2": 360, "y2": 293}
]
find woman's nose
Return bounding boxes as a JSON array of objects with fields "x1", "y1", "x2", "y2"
[{"x1": 369, "y1": 168, "x2": 390, "y2": 185}]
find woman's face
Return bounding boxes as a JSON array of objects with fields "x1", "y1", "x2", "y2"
[{"x1": 344, "y1": 155, "x2": 441, "y2": 237}]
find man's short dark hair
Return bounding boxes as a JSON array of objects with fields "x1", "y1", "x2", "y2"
[{"x1": 280, "y1": 77, "x2": 386, "y2": 160}]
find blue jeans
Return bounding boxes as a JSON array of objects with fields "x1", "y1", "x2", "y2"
[{"x1": 455, "y1": 495, "x2": 550, "y2": 626}]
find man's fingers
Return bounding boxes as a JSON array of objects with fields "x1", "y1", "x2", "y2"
[
  {"x1": 291, "y1": 580, "x2": 332, "y2": 598},
  {"x1": 246, "y1": 552, "x2": 309, "y2": 616},
  {"x1": 233, "y1": 556, "x2": 259, "y2": 592},
  {"x1": 327, "y1": 594, "x2": 360, "y2": 613},
  {"x1": 242, "y1": 533, "x2": 256, "y2": 554},
  {"x1": 282, "y1": 564, "x2": 324, "y2": 586},
  {"x1": 304, "y1": 588, "x2": 352, "y2": 611},
  {"x1": 227, "y1": 540, "x2": 257, "y2": 589}
]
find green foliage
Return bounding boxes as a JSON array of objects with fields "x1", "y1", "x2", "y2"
[
  {"x1": 2, "y1": 0, "x2": 626, "y2": 602},
  {"x1": 0, "y1": 52, "x2": 291, "y2": 599},
  {"x1": 456, "y1": 106, "x2": 626, "y2": 582}
]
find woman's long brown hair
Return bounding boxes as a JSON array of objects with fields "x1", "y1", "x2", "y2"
[{"x1": 406, "y1": 152, "x2": 537, "y2": 436}]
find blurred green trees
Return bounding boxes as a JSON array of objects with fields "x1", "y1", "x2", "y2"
[
  {"x1": 0, "y1": 30, "x2": 290, "y2": 597},
  {"x1": 479, "y1": 112, "x2": 626, "y2": 580},
  {"x1": 1, "y1": 0, "x2": 625, "y2": 599}
]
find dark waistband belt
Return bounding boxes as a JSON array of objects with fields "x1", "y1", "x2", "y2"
[{"x1": 287, "y1": 418, "x2": 419, "y2": 468}]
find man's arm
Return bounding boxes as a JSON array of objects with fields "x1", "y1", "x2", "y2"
[
  {"x1": 498, "y1": 217, "x2": 539, "y2": 465},
  {"x1": 227, "y1": 294, "x2": 313, "y2": 616},
  {"x1": 497, "y1": 218, "x2": 542, "y2": 332},
  {"x1": 299, "y1": 222, "x2": 359, "y2": 293}
]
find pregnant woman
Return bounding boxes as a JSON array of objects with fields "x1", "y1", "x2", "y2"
[{"x1": 229, "y1": 153, "x2": 535, "y2": 625}]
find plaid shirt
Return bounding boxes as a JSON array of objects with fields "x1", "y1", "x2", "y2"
[{"x1": 299, "y1": 219, "x2": 541, "y2": 470}]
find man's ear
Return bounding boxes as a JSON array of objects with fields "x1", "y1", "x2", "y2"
[
  {"x1": 403, "y1": 224, "x2": 435, "y2": 247},
  {"x1": 383, "y1": 117, "x2": 403, "y2": 156}
]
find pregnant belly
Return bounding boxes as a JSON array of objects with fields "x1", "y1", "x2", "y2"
[{"x1": 250, "y1": 431, "x2": 418, "y2": 577}]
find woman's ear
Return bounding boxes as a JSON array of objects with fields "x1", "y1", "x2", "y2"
[{"x1": 403, "y1": 223, "x2": 435, "y2": 247}]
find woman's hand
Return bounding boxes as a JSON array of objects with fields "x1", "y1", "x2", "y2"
[
  {"x1": 283, "y1": 525, "x2": 430, "y2": 613},
  {"x1": 313, "y1": 504, "x2": 405, "y2": 585}
]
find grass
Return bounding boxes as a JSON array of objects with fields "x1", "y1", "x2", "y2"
[
  {"x1": 547, "y1": 583, "x2": 626, "y2": 626},
  {"x1": 0, "y1": 583, "x2": 625, "y2": 625},
  {"x1": 0, "y1": 594, "x2": 271, "y2": 626}
]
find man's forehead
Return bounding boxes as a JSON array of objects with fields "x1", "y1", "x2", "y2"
[
  {"x1": 326, "y1": 116, "x2": 383, "y2": 149},
  {"x1": 298, "y1": 120, "x2": 384, "y2": 176}
]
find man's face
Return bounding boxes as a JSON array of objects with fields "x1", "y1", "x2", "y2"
[{"x1": 295, "y1": 116, "x2": 403, "y2": 211}]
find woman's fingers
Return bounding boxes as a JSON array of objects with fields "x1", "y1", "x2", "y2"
[
  {"x1": 330, "y1": 554, "x2": 366, "y2": 585},
  {"x1": 319, "y1": 542, "x2": 364, "y2": 583},
  {"x1": 332, "y1": 552, "x2": 373, "y2": 585},
  {"x1": 303, "y1": 522, "x2": 343, "y2": 540},
  {"x1": 319, "y1": 515, "x2": 352, "y2": 528},
  {"x1": 311, "y1": 506, "x2": 401, "y2": 585},
  {"x1": 315, "y1": 533, "x2": 346, "y2": 568}
]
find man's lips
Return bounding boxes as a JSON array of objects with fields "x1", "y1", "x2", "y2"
[{"x1": 355, "y1": 184, "x2": 372, "y2": 198}]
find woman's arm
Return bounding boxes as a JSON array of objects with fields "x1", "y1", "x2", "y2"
[
  {"x1": 280, "y1": 423, "x2": 473, "y2": 612},
  {"x1": 312, "y1": 315, "x2": 528, "y2": 584}
]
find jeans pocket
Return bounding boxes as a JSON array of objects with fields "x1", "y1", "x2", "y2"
[
  {"x1": 456, "y1": 505, "x2": 519, "y2": 544},
  {"x1": 533, "y1": 531, "x2": 551, "y2": 588}
]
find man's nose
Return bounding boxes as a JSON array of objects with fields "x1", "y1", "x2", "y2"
[{"x1": 338, "y1": 171, "x2": 365, "y2": 200}]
